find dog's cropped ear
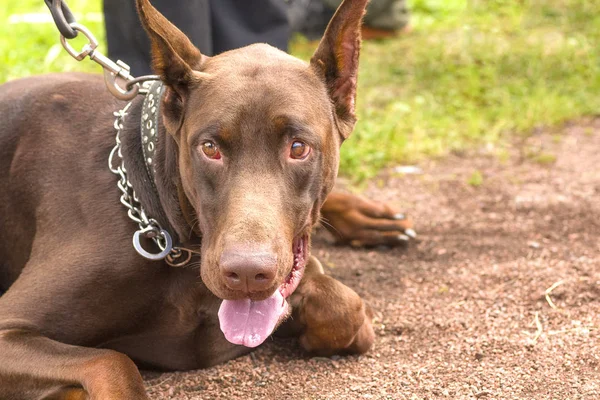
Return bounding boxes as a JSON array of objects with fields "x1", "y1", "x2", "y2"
[
  {"x1": 136, "y1": 0, "x2": 208, "y2": 133},
  {"x1": 311, "y1": 0, "x2": 368, "y2": 140},
  {"x1": 136, "y1": 0, "x2": 206, "y2": 86}
]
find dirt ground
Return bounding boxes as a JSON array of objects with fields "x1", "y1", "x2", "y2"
[{"x1": 143, "y1": 120, "x2": 600, "y2": 399}]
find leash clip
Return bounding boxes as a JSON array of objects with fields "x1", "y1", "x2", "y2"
[
  {"x1": 53, "y1": 16, "x2": 159, "y2": 100},
  {"x1": 59, "y1": 22, "x2": 140, "y2": 100}
]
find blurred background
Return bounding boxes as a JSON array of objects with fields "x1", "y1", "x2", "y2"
[{"x1": 1, "y1": 0, "x2": 598, "y2": 183}]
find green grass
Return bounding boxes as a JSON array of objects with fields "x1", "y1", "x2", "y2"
[
  {"x1": 467, "y1": 170, "x2": 484, "y2": 187},
  {"x1": 0, "y1": 0, "x2": 103, "y2": 80},
  {"x1": 2, "y1": 0, "x2": 599, "y2": 181}
]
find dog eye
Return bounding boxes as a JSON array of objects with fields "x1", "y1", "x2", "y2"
[
  {"x1": 289, "y1": 141, "x2": 311, "y2": 160},
  {"x1": 201, "y1": 141, "x2": 221, "y2": 160}
]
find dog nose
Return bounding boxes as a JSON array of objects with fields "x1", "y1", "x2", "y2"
[{"x1": 220, "y1": 248, "x2": 277, "y2": 293}]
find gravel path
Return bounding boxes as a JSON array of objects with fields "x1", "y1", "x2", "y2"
[{"x1": 144, "y1": 119, "x2": 600, "y2": 399}]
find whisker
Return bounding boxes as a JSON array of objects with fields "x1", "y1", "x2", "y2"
[
  {"x1": 188, "y1": 217, "x2": 200, "y2": 239},
  {"x1": 319, "y1": 216, "x2": 342, "y2": 239}
]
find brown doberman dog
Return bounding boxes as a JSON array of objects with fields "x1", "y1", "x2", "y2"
[{"x1": 0, "y1": 0, "x2": 414, "y2": 398}]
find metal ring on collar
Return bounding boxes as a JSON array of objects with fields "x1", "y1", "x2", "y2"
[
  {"x1": 166, "y1": 248, "x2": 193, "y2": 267},
  {"x1": 133, "y1": 226, "x2": 173, "y2": 261}
]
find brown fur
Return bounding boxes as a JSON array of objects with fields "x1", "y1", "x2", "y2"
[{"x1": 0, "y1": 0, "x2": 412, "y2": 398}]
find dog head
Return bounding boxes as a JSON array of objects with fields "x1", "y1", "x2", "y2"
[{"x1": 136, "y1": 0, "x2": 368, "y2": 346}]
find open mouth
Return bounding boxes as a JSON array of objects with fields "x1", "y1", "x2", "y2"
[
  {"x1": 218, "y1": 234, "x2": 309, "y2": 348},
  {"x1": 279, "y1": 234, "x2": 308, "y2": 299}
]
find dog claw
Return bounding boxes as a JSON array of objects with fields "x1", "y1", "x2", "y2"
[
  {"x1": 397, "y1": 234, "x2": 410, "y2": 241},
  {"x1": 394, "y1": 213, "x2": 406, "y2": 220},
  {"x1": 404, "y1": 228, "x2": 417, "y2": 239}
]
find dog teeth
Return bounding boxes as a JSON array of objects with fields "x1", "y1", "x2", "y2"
[
  {"x1": 394, "y1": 213, "x2": 406, "y2": 220},
  {"x1": 398, "y1": 234, "x2": 410, "y2": 241}
]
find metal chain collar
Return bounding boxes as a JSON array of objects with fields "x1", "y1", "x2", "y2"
[{"x1": 108, "y1": 95, "x2": 193, "y2": 267}]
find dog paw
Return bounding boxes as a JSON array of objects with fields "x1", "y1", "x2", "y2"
[
  {"x1": 321, "y1": 192, "x2": 416, "y2": 247},
  {"x1": 295, "y1": 274, "x2": 375, "y2": 356}
]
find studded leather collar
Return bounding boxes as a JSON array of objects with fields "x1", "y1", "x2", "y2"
[
  {"x1": 140, "y1": 80, "x2": 164, "y2": 190},
  {"x1": 138, "y1": 81, "x2": 201, "y2": 249}
]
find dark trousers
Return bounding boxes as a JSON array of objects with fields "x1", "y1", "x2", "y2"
[{"x1": 103, "y1": 0, "x2": 290, "y2": 76}]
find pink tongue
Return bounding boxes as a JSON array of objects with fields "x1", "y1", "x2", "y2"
[{"x1": 218, "y1": 290, "x2": 288, "y2": 348}]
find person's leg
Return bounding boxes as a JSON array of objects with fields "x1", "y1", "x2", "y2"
[
  {"x1": 322, "y1": 0, "x2": 410, "y2": 31},
  {"x1": 288, "y1": 0, "x2": 334, "y2": 41},
  {"x1": 362, "y1": 0, "x2": 410, "y2": 31},
  {"x1": 210, "y1": 0, "x2": 290, "y2": 54},
  {"x1": 104, "y1": 0, "x2": 212, "y2": 76}
]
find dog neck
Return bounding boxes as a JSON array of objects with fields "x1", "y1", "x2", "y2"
[{"x1": 119, "y1": 88, "x2": 200, "y2": 246}]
